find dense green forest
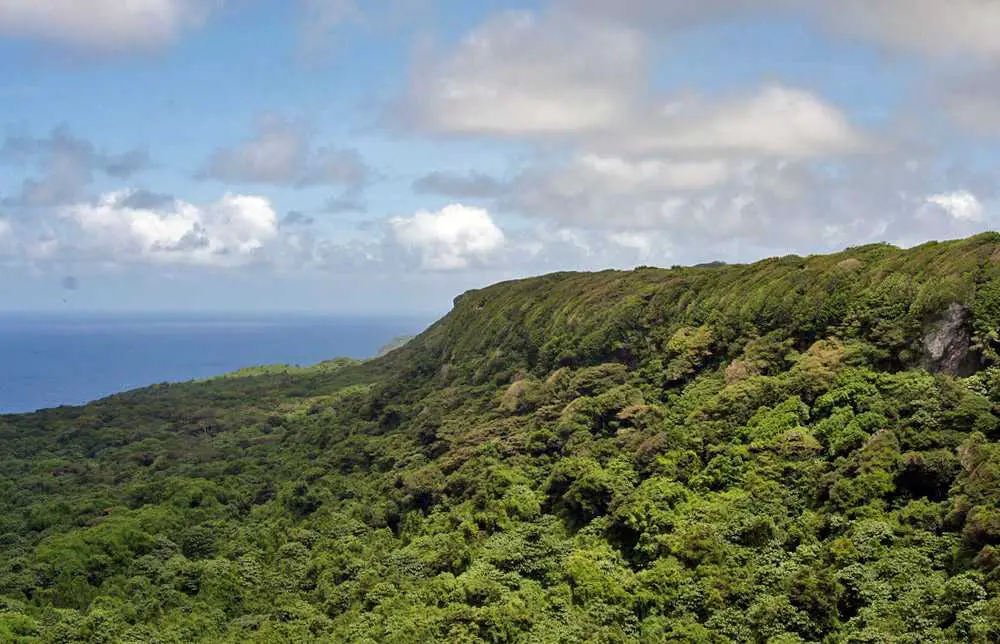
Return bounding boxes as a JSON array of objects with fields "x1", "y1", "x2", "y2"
[{"x1": 7, "y1": 234, "x2": 1000, "y2": 641}]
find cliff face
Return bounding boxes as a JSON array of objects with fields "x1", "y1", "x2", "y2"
[{"x1": 923, "y1": 303, "x2": 980, "y2": 376}]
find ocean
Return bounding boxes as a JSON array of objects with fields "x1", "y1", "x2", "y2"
[{"x1": 0, "y1": 313, "x2": 433, "y2": 414}]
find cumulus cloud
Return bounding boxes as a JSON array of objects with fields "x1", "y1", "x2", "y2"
[
  {"x1": 400, "y1": 10, "x2": 645, "y2": 136},
  {"x1": 500, "y1": 155, "x2": 738, "y2": 230},
  {"x1": 388, "y1": 204, "x2": 506, "y2": 270},
  {"x1": 400, "y1": 7, "x2": 868, "y2": 244},
  {"x1": 506, "y1": 224, "x2": 685, "y2": 271},
  {"x1": 59, "y1": 190, "x2": 280, "y2": 267},
  {"x1": 0, "y1": 0, "x2": 212, "y2": 51},
  {"x1": 199, "y1": 113, "x2": 372, "y2": 189},
  {"x1": 1, "y1": 128, "x2": 150, "y2": 207},
  {"x1": 516, "y1": 156, "x2": 737, "y2": 210},
  {"x1": 576, "y1": 156, "x2": 735, "y2": 192},
  {"x1": 498, "y1": 151, "x2": 999, "y2": 259},
  {"x1": 483, "y1": 83, "x2": 866, "y2": 234},
  {"x1": 400, "y1": 7, "x2": 867, "y2": 232},
  {"x1": 864, "y1": 188, "x2": 994, "y2": 249},
  {"x1": 388, "y1": 3, "x2": 1000, "y2": 272},
  {"x1": 925, "y1": 191, "x2": 984, "y2": 223},
  {"x1": 7, "y1": 0, "x2": 997, "y2": 282},
  {"x1": 604, "y1": 85, "x2": 866, "y2": 159},
  {"x1": 397, "y1": 10, "x2": 873, "y2": 248},
  {"x1": 500, "y1": 140, "x2": 862, "y2": 233},
  {"x1": 608, "y1": 231, "x2": 655, "y2": 258}
]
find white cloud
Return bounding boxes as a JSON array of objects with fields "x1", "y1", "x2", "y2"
[
  {"x1": 199, "y1": 113, "x2": 371, "y2": 188},
  {"x1": 505, "y1": 145, "x2": 847, "y2": 231},
  {"x1": 607, "y1": 85, "x2": 865, "y2": 159},
  {"x1": 504, "y1": 154, "x2": 738, "y2": 229},
  {"x1": 393, "y1": 4, "x2": 990, "y2": 265},
  {"x1": 557, "y1": 155, "x2": 736, "y2": 193},
  {"x1": 509, "y1": 169, "x2": 699, "y2": 229},
  {"x1": 518, "y1": 227, "x2": 593, "y2": 262},
  {"x1": 508, "y1": 224, "x2": 682, "y2": 270},
  {"x1": 60, "y1": 190, "x2": 279, "y2": 267},
  {"x1": 388, "y1": 204, "x2": 506, "y2": 270},
  {"x1": 609, "y1": 231, "x2": 654, "y2": 257},
  {"x1": 558, "y1": 2, "x2": 1000, "y2": 142},
  {"x1": 404, "y1": 16, "x2": 867, "y2": 234},
  {"x1": 0, "y1": 219, "x2": 10, "y2": 238},
  {"x1": 402, "y1": 10, "x2": 644, "y2": 136},
  {"x1": 872, "y1": 188, "x2": 994, "y2": 248},
  {"x1": 402, "y1": 8, "x2": 866, "y2": 238},
  {"x1": 925, "y1": 191, "x2": 984, "y2": 222},
  {"x1": 0, "y1": 0, "x2": 210, "y2": 50},
  {"x1": 497, "y1": 149, "x2": 1000, "y2": 261}
]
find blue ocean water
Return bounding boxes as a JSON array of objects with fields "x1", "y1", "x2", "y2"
[{"x1": 0, "y1": 313, "x2": 432, "y2": 414}]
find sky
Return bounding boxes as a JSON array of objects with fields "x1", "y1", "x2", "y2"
[{"x1": 1, "y1": 0, "x2": 1000, "y2": 314}]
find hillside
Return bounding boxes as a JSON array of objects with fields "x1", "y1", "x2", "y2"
[{"x1": 5, "y1": 233, "x2": 1000, "y2": 641}]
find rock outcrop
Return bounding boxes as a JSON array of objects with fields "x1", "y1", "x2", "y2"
[{"x1": 922, "y1": 303, "x2": 980, "y2": 376}]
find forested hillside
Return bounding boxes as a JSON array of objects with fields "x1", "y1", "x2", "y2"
[{"x1": 7, "y1": 234, "x2": 1000, "y2": 641}]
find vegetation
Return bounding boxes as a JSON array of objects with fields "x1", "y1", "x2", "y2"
[
  {"x1": 377, "y1": 336, "x2": 416, "y2": 357},
  {"x1": 5, "y1": 233, "x2": 1000, "y2": 641}
]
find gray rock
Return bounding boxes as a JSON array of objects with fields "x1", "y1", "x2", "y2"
[{"x1": 922, "y1": 303, "x2": 980, "y2": 376}]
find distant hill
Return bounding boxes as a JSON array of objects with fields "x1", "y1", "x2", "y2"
[{"x1": 4, "y1": 233, "x2": 1000, "y2": 641}]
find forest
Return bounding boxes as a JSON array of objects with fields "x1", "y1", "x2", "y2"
[{"x1": 6, "y1": 233, "x2": 1000, "y2": 641}]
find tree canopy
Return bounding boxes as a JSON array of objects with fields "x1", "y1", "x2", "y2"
[{"x1": 5, "y1": 233, "x2": 1000, "y2": 641}]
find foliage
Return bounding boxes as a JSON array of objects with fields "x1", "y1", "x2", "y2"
[{"x1": 4, "y1": 233, "x2": 1000, "y2": 640}]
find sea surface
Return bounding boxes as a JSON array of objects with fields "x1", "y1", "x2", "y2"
[{"x1": 0, "y1": 313, "x2": 432, "y2": 414}]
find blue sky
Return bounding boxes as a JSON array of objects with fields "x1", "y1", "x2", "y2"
[{"x1": 1, "y1": 0, "x2": 999, "y2": 314}]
